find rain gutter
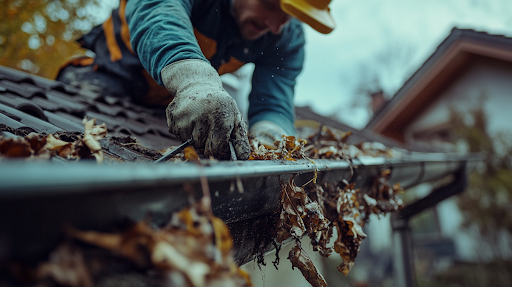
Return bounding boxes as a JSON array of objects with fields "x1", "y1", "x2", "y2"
[{"x1": 0, "y1": 153, "x2": 475, "y2": 264}]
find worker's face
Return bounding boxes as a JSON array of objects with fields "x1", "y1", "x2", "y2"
[{"x1": 232, "y1": 0, "x2": 291, "y2": 41}]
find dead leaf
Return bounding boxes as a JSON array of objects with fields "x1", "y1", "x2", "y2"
[
  {"x1": 36, "y1": 243, "x2": 94, "y2": 287},
  {"x1": 70, "y1": 200, "x2": 251, "y2": 287},
  {"x1": 184, "y1": 146, "x2": 199, "y2": 161},
  {"x1": 44, "y1": 134, "x2": 72, "y2": 151},
  {"x1": 26, "y1": 132, "x2": 47, "y2": 154},
  {"x1": 288, "y1": 243, "x2": 327, "y2": 287},
  {"x1": 82, "y1": 117, "x2": 107, "y2": 163},
  {"x1": 152, "y1": 240, "x2": 210, "y2": 287},
  {"x1": 0, "y1": 138, "x2": 31, "y2": 157},
  {"x1": 211, "y1": 216, "x2": 233, "y2": 257}
]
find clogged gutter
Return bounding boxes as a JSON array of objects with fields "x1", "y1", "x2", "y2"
[{"x1": 0, "y1": 120, "x2": 404, "y2": 287}]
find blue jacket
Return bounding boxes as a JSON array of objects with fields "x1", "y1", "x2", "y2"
[{"x1": 78, "y1": 0, "x2": 305, "y2": 135}]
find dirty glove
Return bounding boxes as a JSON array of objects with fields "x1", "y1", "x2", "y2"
[
  {"x1": 162, "y1": 59, "x2": 250, "y2": 160},
  {"x1": 249, "y1": 120, "x2": 287, "y2": 148}
]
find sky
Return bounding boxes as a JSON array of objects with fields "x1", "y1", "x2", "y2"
[{"x1": 295, "y1": 0, "x2": 512, "y2": 128}]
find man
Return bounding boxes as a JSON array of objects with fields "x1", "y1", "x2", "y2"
[{"x1": 57, "y1": 0, "x2": 335, "y2": 160}]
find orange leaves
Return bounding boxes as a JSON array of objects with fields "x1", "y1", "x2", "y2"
[
  {"x1": 0, "y1": 117, "x2": 107, "y2": 162},
  {"x1": 35, "y1": 243, "x2": 94, "y2": 287},
  {"x1": 275, "y1": 168, "x2": 404, "y2": 286},
  {"x1": 266, "y1": 127, "x2": 405, "y2": 286},
  {"x1": 66, "y1": 197, "x2": 251, "y2": 287},
  {"x1": 0, "y1": 0, "x2": 100, "y2": 79},
  {"x1": 250, "y1": 136, "x2": 308, "y2": 161},
  {"x1": 184, "y1": 146, "x2": 199, "y2": 161},
  {"x1": 211, "y1": 216, "x2": 233, "y2": 257},
  {"x1": 249, "y1": 127, "x2": 398, "y2": 162},
  {"x1": 0, "y1": 137, "x2": 34, "y2": 158}
]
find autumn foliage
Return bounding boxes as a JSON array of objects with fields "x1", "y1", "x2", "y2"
[{"x1": 0, "y1": 0, "x2": 106, "y2": 79}]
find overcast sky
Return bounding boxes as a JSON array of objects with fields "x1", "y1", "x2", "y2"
[{"x1": 295, "y1": 0, "x2": 512, "y2": 128}]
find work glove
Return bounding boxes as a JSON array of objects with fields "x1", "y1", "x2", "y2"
[
  {"x1": 249, "y1": 120, "x2": 287, "y2": 148},
  {"x1": 162, "y1": 59, "x2": 250, "y2": 160}
]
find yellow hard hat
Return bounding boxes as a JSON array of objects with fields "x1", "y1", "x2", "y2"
[{"x1": 280, "y1": 0, "x2": 335, "y2": 34}]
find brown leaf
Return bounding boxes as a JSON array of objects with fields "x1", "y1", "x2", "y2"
[
  {"x1": 0, "y1": 138, "x2": 31, "y2": 157},
  {"x1": 82, "y1": 117, "x2": 107, "y2": 163},
  {"x1": 69, "y1": 223, "x2": 149, "y2": 267},
  {"x1": 184, "y1": 146, "x2": 199, "y2": 161},
  {"x1": 303, "y1": 202, "x2": 329, "y2": 235},
  {"x1": 152, "y1": 240, "x2": 210, "y2": 287},
  {"x1": 211, "y1": 216, "x2": 233, "y2": 257},
  {"x1": 288, "y1": 243, "x2": 327, "y2": 287},
  {"x1": 36, "y1": 243, "x2": 94, "y2": 287},
  {"x1": 44, "y1": 134, "x2": 72, "y2": 151},
  {"x1": 25, "y1": 132, "x2": 47, "y2": 154},
  {"x1": 249, "y1": 136, "x2": 307, "y2": 161},
  {"x1": 337, "y1": 261, "x2": 354, "y2": 276},
  {"x1": 70, "y1": 200, "x2": 252, "y2": 287}
]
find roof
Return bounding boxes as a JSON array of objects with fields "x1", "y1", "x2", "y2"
[
  {"x1": 366, "y1": 28, "x2": 512, "y2": 142},
  {"x1": 0, "y1": 65, "x2": 181, "y2": 157}
]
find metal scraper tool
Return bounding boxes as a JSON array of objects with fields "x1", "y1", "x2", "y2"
[
  {"x1": 154, "y1": 139, "x2": 192, "y2": 163},
  {"x1": 229, "y1": 141, "x2": 237, "y2": 161}
]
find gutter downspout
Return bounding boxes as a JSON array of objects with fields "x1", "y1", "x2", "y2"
[{"x1": 390, "y1": 164, "x2": 468, "y2": 287}]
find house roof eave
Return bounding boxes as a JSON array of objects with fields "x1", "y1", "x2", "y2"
[{"x1": 366, "y1": 28, "x2": 512, "y2": 135}]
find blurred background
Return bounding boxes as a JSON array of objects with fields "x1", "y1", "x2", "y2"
[{"x1": 2, "y1": 0, "x2": 512, "y2": 286}]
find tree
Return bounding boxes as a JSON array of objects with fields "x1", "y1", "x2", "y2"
[
  {"x1": 0, "y1": 0, "x2": 107, "y2": 79},
  {"x1": 452, "y1": 105, "x2": 512, "y2": 260}
]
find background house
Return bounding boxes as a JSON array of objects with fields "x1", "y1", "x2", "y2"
[
  {"x1": 367, "y1": 28, "x2": 512, "y2": 148},
  {"x1": 365, "y1": 28, "x2": 512, "y2": 286}
]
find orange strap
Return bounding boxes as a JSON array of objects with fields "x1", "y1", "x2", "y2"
[
  {"x1": 193, "y1": 29, "x2": 217, "y2": 60},
  {"x1": 218, "y1": 57, "x2": 246, "y2": 75},
  {"x1": 140, "y1": 69, "x2": 174, "y2": 106},
  {"x1": 119, "y1": 0, "x2": 134, "y2": 54},
  {"x1": 103, "y1": 16, "x2": 123, "y2": 62}
]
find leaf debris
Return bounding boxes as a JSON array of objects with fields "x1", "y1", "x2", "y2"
[
  {"x1": 249, "y1": 126, "x2": 398, "y2": 162},
  {"x1": 0, "y1": 117, "x2": 107, "y2": 162},
  {"x1": 265, "y1": 127, "x2": 404, "y2": 286}
]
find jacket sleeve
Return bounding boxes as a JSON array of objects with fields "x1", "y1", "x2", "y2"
[
  {"x1": 125, "y1": 0, "x2": 207, "y2": 86},
  {"x1": 248, "y1": 20, "x2": 305, "y2": 136}
]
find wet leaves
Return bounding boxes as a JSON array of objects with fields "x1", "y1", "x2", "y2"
[
  {"x1": 82, "y1": 117, "x2": 107, "y2": 162},
  {"x1": 184, "y1": 146, "x2": 200, "y2": 161},
  {"x1": 275, "y1": 170, "x2": 403, "y2": 285},
  {"x1": 249, "y1": 127, "x2": 406, "y2": 286},
  {"x1": 65, "y1": 197, "x2": 251, "y2": 287},
  {"x1": 249, "y1": 127, "x2": 398, "y2": 162},
  {"x1": 14, "y1": 196, "x2": 251, "y2": 287},
  {"x1": 276, "y1": 178, "x2": 329, "y2": 243},
  {"x1": 250, "y1": 136, "x2": 308, "y2": 161},
  {"x1": 35, "y1": 243, "x2": 94, "y2": 287},
  {"x1": 0, "y1": 117, "x2": 107, "y2": 162},
  {"x1": 288, "y1": 243, "x2": 327, "y2": 287}
]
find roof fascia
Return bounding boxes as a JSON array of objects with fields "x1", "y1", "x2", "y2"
[{"x1": 366, "y1": 29, "x2": 512, "y2": 135}]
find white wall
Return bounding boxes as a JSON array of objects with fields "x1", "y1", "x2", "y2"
[{"x1": 407, "y1": 57, "x2": 512, "y2": 139}]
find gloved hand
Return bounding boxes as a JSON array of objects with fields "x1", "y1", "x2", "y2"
[
  {"x1": 249, "y1": 120, "x2": 287, "y2": 148},
  {"x1": 161, "y1": 59, "x2": 250, "y2": 160}
]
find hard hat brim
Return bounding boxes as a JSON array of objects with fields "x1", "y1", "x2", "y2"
[{"x1": 281, "y1": 0, "x2": 335, "y2": 34}]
